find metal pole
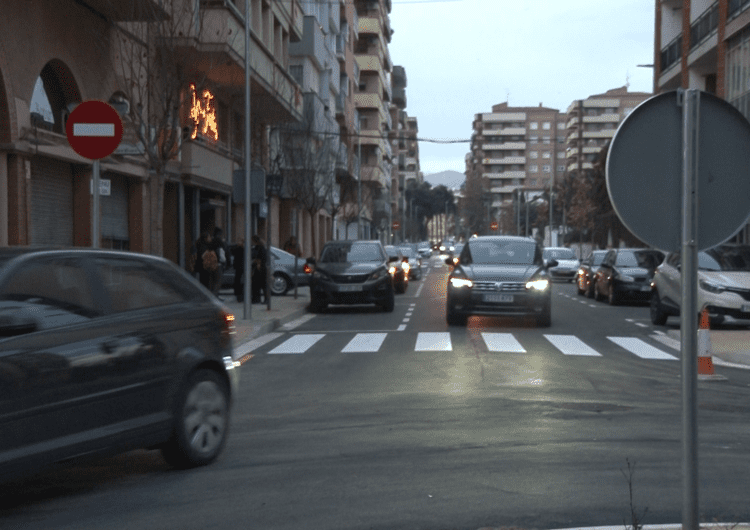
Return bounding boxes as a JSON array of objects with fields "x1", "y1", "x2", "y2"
[
  {"x1": 357, "y1": 136, "x2": 362, "y2": 239},
  {"x1": 266, "y1": 194, "x2": 272, "y2": 311},
  {"x1": 680, "y1": 88, "x2": 700, "y2": 530},
  {"x1": 243, "y1": 0, "x2": 252, "y2": 320},
  {"x1": 92, "y1": 159, "x2": 100, "y2": 248}
]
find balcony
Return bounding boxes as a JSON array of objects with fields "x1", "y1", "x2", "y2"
[
  {"x1": 660, "y1": 34, "x2": 682, "y2": 72},
  {"x1": 583, "y1": 114, "x2": 620, "y2": 123},
  {"x1": 583, "y1": 129, "x2": 616, "y2": 139},
  {"x1": 501, "y1": 127, "x2": 526, "y2": 135},
  {"x1": 483, "y1": 157, "x2": 525, "y2": 165},
  {"x1": 690, "y1": 2, "x2": 718, "y2": 51},
  {"x1": 82, "y1": 0, "x2": 168, "y2": 20},
  {"x1": 484, "y1": 171, "x2": 525, "y2": 180},
  {"x1": 290, "y1": 16, "x2": 327, "y2": 69},
  {"x1": 181, "y1": 140, "x2": 233, "y2": 188}
]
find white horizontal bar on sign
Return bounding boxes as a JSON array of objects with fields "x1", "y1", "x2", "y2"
[
  {"x1": 73, "y1": 123, "x2": 115, "y2": 137},
  {"x1": 481, "y1": 333, "x2": 526, "y2": 353},
  {"x1": 544, "y1": 334, "x2": 602, "y2": 356},
  {"x1": 608, "y1": 337, "x2": 678, "y2": 360}
]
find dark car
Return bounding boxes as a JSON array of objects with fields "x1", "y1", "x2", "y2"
[
  {"x1": 576, "y1": 250, "x2": 608, "y2": 298},
  {"x1": 593, "y1": 248, "x2": 665, "y2": 305},
  {"x1": 384, "y1": 245, "x2": 409, "y2": 293},
  {"x1": 0, "y1": 248, "x2": 239, "y2": 482},
  {"x1": 307, "y1": 240, "x2": 396, "y2": 312},
  {"x1": 221, "y1": 245, "x2": 309, "y2": 295},
  {"x1": 445, "y1": 235, "x2": 556, "y2": 327}
]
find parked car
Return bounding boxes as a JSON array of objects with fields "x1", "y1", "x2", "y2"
[
  {"x1": 650, "y1": 244, "x2": 750, "y2": 326},
  {"x1": 307, "y1": 240, "x2": 396, "y2": 313},
  {"x1": 0, "y1": 248, "x2": 239, "y2": 482},
  {"x1": 543, "y1": 247, "x2": 580, "y2": 282},
  {"x1": 445, "y1": 235, "x2": 556, "y2": 327},
  {"x1": 398, "y1": 244, "x2": 423, "y2": 280},
  {"x1": 384, "y1": 245, "x2": 409, "y2": 293},
  {"x1": 593, "y1": 248, "x2": 665, "y2": 305},
  {"x1": 221, "y1": 245, "x2": 309, "y2": 295},
  {"x1": 576, "y1": 250, "x2": 608, "y2": 297}
]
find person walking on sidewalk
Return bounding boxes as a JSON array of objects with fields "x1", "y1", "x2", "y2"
[
  {"x1": 231, "y1": 239, "x2": 245, "y2": 302},
  {"x1": 251, "y1": 234, "x2": 267, "y2": 304},
  {"x1": 192, "y1": 231, "x2": 216, "y2": 290}
]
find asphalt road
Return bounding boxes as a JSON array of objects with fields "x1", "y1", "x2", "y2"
[{"x1": 3, "y1": 256, "x2": 750, "y2": 530}]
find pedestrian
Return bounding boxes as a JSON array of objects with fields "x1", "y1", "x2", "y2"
[
  {"x1": 251, "y1": 234, "x2": 267, "y2": 303},
  {"x1": 212, "y1": 227, "x2": 230, "y2": 295},
  {"x1": 283, "y1": 235, "x2": 302, "y2": 257},
  {"x1": 193, "y1": 231, "x2": 217, "y2": 290},
  {"x1": 231, "y1": 238, "x2": 245, "y2": 302}
]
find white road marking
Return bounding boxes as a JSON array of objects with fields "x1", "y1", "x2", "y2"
[
  {"x1": 481, "y1": 333, "x2": 526, "y2": 353},
  {"x1": 342, "y1": 333, "x2": 387, "y2": 353},
  {"x1": 415, "y1": 332, "x2": 452, "y2": 351},
  {"x1": 73, "y1": 123, "x2": 115, "y2": 136},
  {"x1": 651, "y1": 333, "x2": 681, "y2": 350},
  {"x1": 544, "y1": 334, "x2": 602, "y2": 356},
  {"x1": 635, "y1": 322, "x2": 648, "y2": 328},
  {"x1": 397, "y1": 324, "x2": 407, "y2": 331},
  {"x1": 234, "y1": 332, "x2": 283, "y2": 359},
  {"x1": 282, "y1": 313, "x2": 317, "y2": 330},
  {"x1": 268, "y1": 333, "x2": 325, "y2": 354},
  {"x1": 608, "y1": 337, "x2": 678, "y2": 360}
]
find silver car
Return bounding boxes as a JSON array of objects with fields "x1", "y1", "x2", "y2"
[
  {"x1": 222, "y1": 246, "x2": 309, "y2": 295},
  {"x1": 398, "y1": 244, "x2": 423, "y2": 280}
]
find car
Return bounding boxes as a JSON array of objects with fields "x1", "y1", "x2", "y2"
[
  {"x1": 445, "y1": 235, "x2": 556, "y2": 327},
  {"x1": 576, "y1": 250, "x2": 608, "y2": 297},
  {"x1": 398, "y1": 244, "x2": 423, "y2": 280},
  {"x1": 448, "y1": 242, "x2": 465, "y2": 265},
  {"x1": 0, "y1": 247, "x2": 239, "y2": 482},
  {"x1": 384, "y1": 245, "x2": 409, "y2": 293},
  {"x1": 593, "y1": 248, "x2": 665, "y2": 305},
  {"x1": 417, "y1": 242, "x2": 433, "y2": 259},
  {"x1": 543, "y1": 247, "x2": 581, "y2": 282},
  {"x1": 650, "y1": 244, "x2": 750, "y2": 326},
  {"x1": 307, "y1": 240, "x2": 396, "y2": 313},
  {"x1": 438, "y1": 239, "x2": 455, "y2": 256},
  {"x1": 221, "y1": 245, "x2": 309, "y2": 295}
]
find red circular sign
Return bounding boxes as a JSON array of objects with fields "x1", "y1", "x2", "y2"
[
  {"x1": 490, "y1": 221, "x2": 499, "y2": 231},
  {"x1": 66, "y1": 101, "x2": 124, "y2": 160},
  {"x1": 392, "y1": 221, "x2": 400, "y2": 230}
]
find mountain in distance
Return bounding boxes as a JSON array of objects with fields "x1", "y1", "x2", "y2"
[{"x1": 423, "y1": 170, "x2": 464, "y2": 190}]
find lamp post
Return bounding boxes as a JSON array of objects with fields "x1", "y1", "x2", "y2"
[{"x1": 265, "y1": 173, "x2": 283, "y2": 311}]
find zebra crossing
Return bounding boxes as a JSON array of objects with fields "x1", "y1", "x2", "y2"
[{"x1": 238, "y1": 330, "x2": 680, "y2": 360}]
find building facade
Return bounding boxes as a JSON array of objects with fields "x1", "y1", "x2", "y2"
[{"x1": 655, "y1": 0, "x2": 750, "y2": 242}]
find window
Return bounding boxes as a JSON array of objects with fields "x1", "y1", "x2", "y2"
[
  {"x1": 557, "y1": 165, "x2": 566, "y2": 172},
  {"x1": 542, "y1": 151, "x2": 551, "y2": 158},
  {"x1": 543, "y1": 165, "x2": 551, "y2": 173},
  {"x1": 529, "y1": 151, "x2": 538, "y2": 159},
  {"x1": 557, "y1": 122, "x2": 565, "y2": 130},
  {"x1": 529, "y1": 122, "x2": 538, "y2": 130},
  {"x1": 542, "y1": 122, "x2": 551, "y2": 130},
  {"x1": 529, "y1": 165, "x2": 538, "y2": 173},
  {"x1": 529, "y1": 136, "x2": 538, "y2": 144},
  {"x1": 557, "y1": 151, "x2": 565, "y2": 160},
  {"x1": 543, "y1": 136, "x2": 551, "y2": 144}
]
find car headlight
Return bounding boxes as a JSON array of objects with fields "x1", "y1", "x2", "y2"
[
  {"x1": 313, "y1": 269, "x2": 331, "y2": 281},
  {"x1": 369, "y1": 268, "x2": 388, "y2": 281},
  {"x1": 699, "y1": 280, "x2": 726, "y2": 294},
  {"x1": 617, "y1": 273, "x2": 635, "y2": 282},
  {"x1": 449, "y1": 275, "x2": 473, "y2": 288},
  {"x1": 526, "y1": 278, "x2": 550, "y2": 291},
  {"x1": 388, "y1": 265, "x2": 398, "y2": 276}
]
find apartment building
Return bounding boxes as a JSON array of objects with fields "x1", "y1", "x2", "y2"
[
  {"x1": 466, "y1": 102, "x2": 565, "y2": 233},
  {"x1": 389, "y1": 65, "x2": 407, "y2": 242},
  {"x1": 354, "y1": 0, "x2": 393, "y2": 242},
  {"x1": 1, "y1": 0, "x2": 305, "y2": 265},
  {"x1": 655, "y1": 0, "x2": 750, "y2": 241},
  {"x1": 564, "y1": 87, "x2": 651, "y2": 176}
]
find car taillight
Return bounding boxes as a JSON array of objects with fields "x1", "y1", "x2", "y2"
[
  {"x1": 221, "y1": 311, "x2": 235, "y2": 348},
  {"x1": 304, "y1": 263, "x2": 312, "y2": 274}
]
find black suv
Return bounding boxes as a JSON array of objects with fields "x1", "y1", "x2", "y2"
[
  {"x1": 445, "y1": 236, "x2": 556, "y2": 327},
  {"x1": 0, "y1": 248, "x2": 239, "y2": 481},
  {"x1": 307, "y1": 240, "x2": 396, "y2": 312}
]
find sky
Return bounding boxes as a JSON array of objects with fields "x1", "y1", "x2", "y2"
[{"x1": 387, "y1": 0, "x2": 656, "y2": 176}]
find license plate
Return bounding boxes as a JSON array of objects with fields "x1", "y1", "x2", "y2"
[
  {"x1": 640, "y1": 286, "x2": 651, "y2": 291},
  {"x1": 339, "y1": 284, "x2": 363, "y2": 292},
  {"x1": 484, "y1": 294, "x2": 513, "y2": 303}
]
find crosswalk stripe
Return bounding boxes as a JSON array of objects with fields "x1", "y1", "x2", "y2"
[
  {"x1": 234, "y1": 332, "x2": 283, "y2": 359},
  {"x1": 416, "y1": 332, "x2": 452, "y2": 351},
  {"x1": 342, "y1": 333, "x2": 387, "y2": 353},
  {"x1": 481, "y1": 333, "x2": 526, "y2": 352},
  {"x1": 268, "y1": 334, "x2": 325, "y2": 354},
  {"x1": 607, "y1": 337, "x2": 679, "y2": 360},
  {"x1": 544, "y1": 334, "x2": 602, "y2": 356}
]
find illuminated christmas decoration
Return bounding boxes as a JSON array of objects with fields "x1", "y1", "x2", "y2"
[{"x1": 189, "y1": 83, "x2": 219, "y2": 141}]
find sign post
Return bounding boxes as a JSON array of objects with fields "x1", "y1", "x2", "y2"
[{"x1": 65, "y1": 101, "x2": 124, "y2": 248}]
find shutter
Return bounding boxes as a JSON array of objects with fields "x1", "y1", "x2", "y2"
[
  {"x1": 30, "y1": 157, "x2": 74, "y2": 246},
  {"x1": 101, "y1": 174, "x2": 129, "y2": 241}
]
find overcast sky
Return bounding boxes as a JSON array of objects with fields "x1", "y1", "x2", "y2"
[{"x1": 387, "y1": 0, "x2": 656, "y2": 176}]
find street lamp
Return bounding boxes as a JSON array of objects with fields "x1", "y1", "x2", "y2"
[{"x1": 265, "y1": 173, "x2": 284, "y2": 311}]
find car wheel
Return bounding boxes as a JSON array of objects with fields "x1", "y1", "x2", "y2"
[
  {"x1": 536, "y1": 305, "x2": 552, "y2": 327},
  {"x1": 594, "y1": 282, "x2": 605, "y2": 302},
  {"x1": 650, "y1": 291, "x2": 668, "y2": 326},
  {"x1": 309, "y1": 295, "x2": 326, "y2": 313},
  {"x1": 161, "y1": 369, "x2": 229, "y2": 469},
  {"x1": 446, "y1": 304, "x2": 467, "y2": 326},
  {"x1": 586, "y1": 281, "x2": 596, "y2": 299},
  {"x1": 608, "y1": 287, "x2": 619, "y2": 306},
  {"x1": 380, "y1": 288, "x2": 395, "y2": 312},
  {"x1": 270, "y1": 273, "x2": 290, "y2": 296}
]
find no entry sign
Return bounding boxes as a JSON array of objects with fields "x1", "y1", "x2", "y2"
[{"x1": 66, "y1": 100, "x2": 123, "y2": 160}]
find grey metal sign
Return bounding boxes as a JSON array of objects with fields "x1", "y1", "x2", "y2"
[{"x1": 606, "y1": 90, "x2": 750, "y2": 252}]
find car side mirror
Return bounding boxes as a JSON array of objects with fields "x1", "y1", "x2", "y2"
[
  {"x1": 445, "y1": 257, "x2": 454, "y2": 266},
  {"x1": 388, "y1": 256, "x2": 399, "y2": 263},
  {"x1": 0, "y1": 310, "x2": 39, "y2": 337},
  {"x1": 545, "y1": 259, "x2": 558, "y2": 269}
]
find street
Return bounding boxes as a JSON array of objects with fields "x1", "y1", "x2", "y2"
[{"x1": 2, "y1": 255, "x2": 750, "y2": 530}]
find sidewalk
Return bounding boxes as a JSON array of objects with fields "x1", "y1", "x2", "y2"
[{"x1": 667, "y1": 325, "x2": 750, "y2": 369}]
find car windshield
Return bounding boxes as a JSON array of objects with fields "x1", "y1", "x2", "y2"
[
  {"x1": 700, "y1": 245, "x2": 750, "y2": 271},
  {"x1": 398, "y1": 247, "x2": 415, "y2": 258},
  {"x1": 615, "y1": 250, "x2": 663, "y2": 268},
  {"x1": 467, "y1": 240, "x2": 538, "y2": 265},
  {"x1": 591, "y1": 252, "x2": 607, "y2": 266},
  {"x1": 544, "y1": 248, "x2": 576, "y2": 260},
  {"x1": 320, "y1": 243, "x2": 384, "y2": 263}
]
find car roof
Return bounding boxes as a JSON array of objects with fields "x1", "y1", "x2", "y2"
[{"x1": 469, "y1": 235, "x2": 537, "y2": 243}]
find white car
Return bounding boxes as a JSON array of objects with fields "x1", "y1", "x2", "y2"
[
  {"x1": 543, "y1": 247, "x2": 580, "y2": 283},
  {"x1": 650, "y1": 244, "x2": 750, "y2": 326}
]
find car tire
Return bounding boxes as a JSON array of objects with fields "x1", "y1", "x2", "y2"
[
  {"x1": 650, "y1": 291, "x2": 668, "y2": 326},
  {"x1": 161, "y1": 369, "x2": 230, "y2": 469},
  {"x1": 446, "y1": 305, "x2": 467, "y2": 326},
  {"x1": 586, "y1": 281, "x2": 596, "y2": 299},
  {"x1": 270, "y1": 273, "x2": 290, "y2": 296},
  {"x1": 380, "y1": 288, "x2": 395, "y2": 312},
  {"x1": 536, "y1": 305, "x2": 552, "y2": 327},
  {"x1": 309, "y1": 295, "x2": 326, "y2": 313},
  {"x1": 608, "y1": 287, "x2": 619, "y2": 306},
  {"x1": 594, "y1": 283, "x2": 605, "y2": 302},
  {"x1": 577, "y1": 281, "x2": 585, "y2": 296}
]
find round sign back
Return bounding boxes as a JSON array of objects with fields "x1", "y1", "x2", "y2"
[
  {"x1": 606, "y1": 90, "x2": 750, "y2": 252},
  {"x1": 65, "y1": 100, "x2": 124, "y2": 160}
]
